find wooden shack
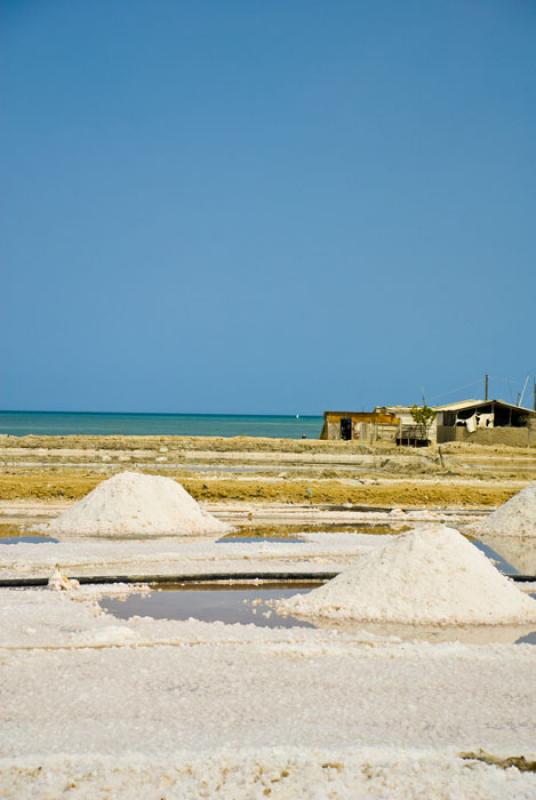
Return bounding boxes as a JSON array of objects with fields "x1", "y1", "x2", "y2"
[{"x1": 320, "y1": 411, "x2": 399, "y2": 442}]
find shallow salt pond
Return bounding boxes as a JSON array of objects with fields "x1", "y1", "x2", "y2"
[
  {"x1": 100, "y1": 582, "x2": 536, "y2": 645},
  {"x1": 218, "y1": 534, "x2": 305, "y2": 543},
  {"x1": 0, "y1": 534, "x2": 59, "y2": 545},
  {"x1": 100, "y1": 583, "x2": 317, "y2": 630}
]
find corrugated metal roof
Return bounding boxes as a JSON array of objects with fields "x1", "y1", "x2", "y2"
[
  {"x1": 373, "y1": 405, "x2": 413, "y2": 413},
  {"x1": 375, "y1": 399, "x2": 536, "y2": 414},
  {"x1": 433, "y1": 399, "x2": 482, "y2": 411},
  {"x1": 434, "y1": 399, "x2": 536, "y2": 414}
]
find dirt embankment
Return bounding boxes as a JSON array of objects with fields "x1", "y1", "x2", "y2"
[
  {"x1": 0, "y1": 434, "x2": 384, "y2": 455},
  {"x1": 0, "y1": 434, "x2": 533, "y2": 507},
  {"x1": 2, "y1": 433, "x2": 534, "y2": 456}
]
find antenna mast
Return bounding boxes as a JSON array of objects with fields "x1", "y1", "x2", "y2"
[{"x1": 518, "y1": 375, "x2": 530, "y2": 408}]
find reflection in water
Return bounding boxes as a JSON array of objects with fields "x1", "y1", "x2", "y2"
[
  {"x1": 516, "y1": 630, "x2": 536, "y2": 645},
  {"x1": 297, "y1": 615, "x2": 536, "y2": 646},
  {"x1": 472, "y1": 540, "x2": 518, "y2": 574},
  {"x1": 101, "y1": 585, "x2": 316, "y2": 630},
  {"x1": 0, "y1": 535, "x2": 58, "y2": 545},
  {"x1": 477, "y1": 535, "x2": 536, "y2": 576},
  {"x1": 217, "y1": 535, "x2": 305, "y2": 544}
]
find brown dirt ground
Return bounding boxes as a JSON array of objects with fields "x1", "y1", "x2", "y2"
[{"x1": 0, "y1": 470, "x2": 517, "y2": 507}]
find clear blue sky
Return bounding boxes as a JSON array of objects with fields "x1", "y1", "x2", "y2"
[{"x1": 2, "y1": 0, "x2": 535, "y2": 414}]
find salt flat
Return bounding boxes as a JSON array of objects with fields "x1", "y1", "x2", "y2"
[
  {"x1": 1, "y1": 446, "x2": 536, "y2": 797},
  {"x1": 2, "y1": 640, "x2": 535, "y2": 755},
  {"x1": 1, "y1": 587, "x2": 535, "y2": 797},
  {"x1": 0, "y1": 534, "x2": 385, "y2": 580}
]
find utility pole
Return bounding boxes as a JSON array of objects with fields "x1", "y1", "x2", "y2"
[{"x1": 484, "y1": 374, "x2": 489, "y2": 402}]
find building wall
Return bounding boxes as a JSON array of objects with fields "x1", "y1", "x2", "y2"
[
  {"x1": 324, "y1": 421, "x2": 341, "y2": 440},
  {"x1": 377, "y1": 408, "x2": 439, "y2": 442},
  {"x1": 357, "y1": 422, "x2": 399, "y2": 443},
  {"x1": 437, "y1": 425, "x2": 536, "y2": 447},
  {"x1": 436, "y1": 425, "x2": 457, "y2": 444}
]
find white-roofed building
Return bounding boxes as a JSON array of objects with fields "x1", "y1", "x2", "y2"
[{"x1": 322, "y1": 398, "x2": 536, "y2": 446}]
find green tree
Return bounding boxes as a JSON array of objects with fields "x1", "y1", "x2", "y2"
[{"x1": 410, "y1": 404, "x2": 437, "y2": 443}]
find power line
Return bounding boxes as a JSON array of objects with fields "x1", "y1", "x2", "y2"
[
  {"x1": 429, "y1": 373, "x2": 536, "y2": 406},
  {"x1": 428, "y1": 380, "x2": 483, "y2": 403}
]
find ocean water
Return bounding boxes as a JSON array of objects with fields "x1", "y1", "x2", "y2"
[{"x1": 0, "y1": 411, "x2": 323, "y2": 439}]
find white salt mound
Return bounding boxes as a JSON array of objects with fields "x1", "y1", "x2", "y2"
[
  {"x1": 278, "y1": 525, "x2": 536, "y2": 625},
  {"x1": 47, "y1": 568, "x2": 80, "y2": 592},
  {"x1": 478, "y1": 483, "x2": 536, "y2": 538},
  {"x1": 44, "y1": 471, "x2": 229, "y2": 537}
]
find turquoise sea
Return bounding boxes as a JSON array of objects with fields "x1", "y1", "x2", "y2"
[{"x1": 0, "y1": 411, "x2": 323, "y2": 439}]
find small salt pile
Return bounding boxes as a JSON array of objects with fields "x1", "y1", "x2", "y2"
[
  {"x1": 47, "y1": 567, "x2": 80, "y2": 592},
  {"x1": 478, "y1": 483, "x2": 536, "y2": 538},
  {"x1": 278, "y1": 525, "x2": 536, "y2": 625},
  {"x1": 43, "y1": 471, "x2": 229, "y2": 537}
]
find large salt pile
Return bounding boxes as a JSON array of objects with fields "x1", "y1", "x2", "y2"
[
  {"x1": 478, "y1": 483, "x2": 536, "y2": 538},
  {"x1": 278, "y1": 525, "x2": 536, "y2": 625},
  {"x1": 43, "y1": 471, "x2": 229, "y2": 537}
]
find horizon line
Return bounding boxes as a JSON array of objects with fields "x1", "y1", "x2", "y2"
[{"x1": 0, "y1": 409, "x2": 324, "y2": 419}]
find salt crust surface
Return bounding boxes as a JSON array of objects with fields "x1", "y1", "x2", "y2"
[
  {"x1": 279, "y1": 526, "x2": 536, "y2": 625},
  {"x1": 0, "y1": 535, "x2": 383, "y2": 579},
  {"x1": 479, "y1": 483, "x2": 536, "y2": 538},
  {"x1": 1, "y1": 493, "x2": 534, "y2": 798},
  {"x1": 2, "y1": 602, "x2": 536, "y2": 757},
  {"x1": 42, "y1": 471, "x2": 229, "y2": 537},
  {"x1": 1, "y1": 589, "x2": 536, "y2": 797},
  {"x1": 2, "y1": 751, "x2": 536, "y2": 800}
]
